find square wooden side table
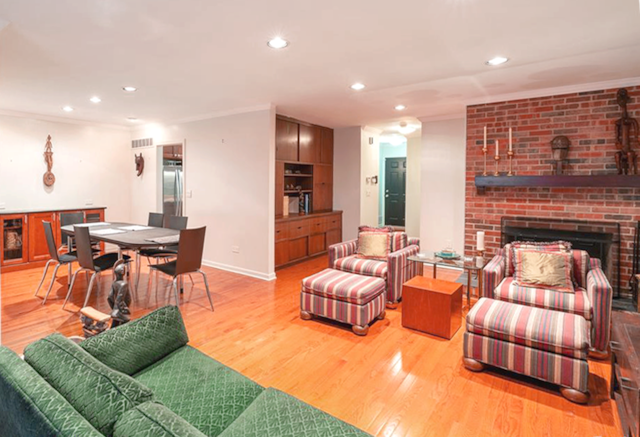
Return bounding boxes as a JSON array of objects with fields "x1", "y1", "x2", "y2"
[{"x1": 402, "y1": 276, "x2": 462, "y2": 339}]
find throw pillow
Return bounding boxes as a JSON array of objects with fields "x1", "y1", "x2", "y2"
[
  {"x1": 514, "y1": 250, "x2": 574, "y2": 292},
  {"x1": 506, "y1": 240, "x2": 572, "y2": 276},
  {"x1": 357, "y1": 231, "x2": 390, "y2": 260},
  {"x1": 24, "y1": 333, "x2": 154, "y2": 436},
  {"x1": 113, "y1": 402, "x2": 206, "y2": 437}
]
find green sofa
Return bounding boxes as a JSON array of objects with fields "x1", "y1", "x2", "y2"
[{"x1": 0, "y1": 306, "x2": 371, "y2": 437}]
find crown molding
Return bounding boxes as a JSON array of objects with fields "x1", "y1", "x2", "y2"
[
  {"x1": 168, "y1": 103, "x2": 274, "y2": 125},
  {"x1": 0, "y1": 109, "x2": 130, "y2": 131},
  {"x1": 465, "y1": 76, "x2": 640, "y2": 106}
]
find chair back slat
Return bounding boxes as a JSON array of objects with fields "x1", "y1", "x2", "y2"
[
  {"x1": 60, "y1": 212, "x2": 84, "y2": 227},
  {"x1": 176, "y1": 227, "x2": 205, "y2": 275},
  {"x1": 148, "y1": 212, "x2": 164, "y2": 228},
  {"x1": 73, "y1": 226, "x2": 96, "y2": 271},
  {"x1": 166, "y1": 215, "x2": 188, "y2": 230},
  {"x1": 42, "y1": 221, "x2": 60, "y2": 262}
]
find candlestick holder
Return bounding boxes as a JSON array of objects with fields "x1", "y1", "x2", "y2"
[
  {"x1": 494, "y1": 155, "x2": 500, "y2": 176},
  {"x1": 507, "y1": 150, "x2": 514, "y2": 176},
  {"x1": 476, "y1": 249, "x2": 485, "y2": 258},
  {"x1": 482, "y1": 145, "x2": 488, "y2": 176}
]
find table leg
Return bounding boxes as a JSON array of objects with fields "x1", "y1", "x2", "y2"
[
  {"x1": 416, "y1": 261, "x2": 424, "y2": 276},
  {"x1": 478, "y1": 268, "x2": 484, "y2": 300},
  {"x1": 433, "y1": 264, "x2": 437, "y2": 279},
  {"x1": 467, "y1": 269, "x2": 472, "y2": 307}
]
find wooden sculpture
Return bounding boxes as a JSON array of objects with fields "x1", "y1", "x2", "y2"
[
  {"x1": 615, "y1": 88, "x2": 639, "y2": 175},
  {"x1": 135, "y1": 153, "x2": 145, "y2": 176},
  {"x1": 43, "y1": 135, "x2": 55, "y2": 186},
  {"x1": 551, "y1": 135, "x2": 570, "y2": 175}
]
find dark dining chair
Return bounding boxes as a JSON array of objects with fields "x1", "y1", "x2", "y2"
[
  {"x1": 59, "y1": 212, "x2": 84, "y2": 252},
  {"x1": 149, "y1": 226, "x2": 213, "y2": 311},
  {"x1": 35, "y1": 221, "x2": 78, "y2": 305},
  {"x1": 62, "y1": 226, "x2": 130, "y2": 310},
  {"x1": 137, "y1": 214, "x2": 187, "y2": 286},
  {"x1": 148, "y1": 212, "x2": 164, "y2": 228}
]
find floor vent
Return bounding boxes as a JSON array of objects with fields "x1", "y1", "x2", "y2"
[{"x1": 131, "y1": 138, "x2": 153, "y2": 149}]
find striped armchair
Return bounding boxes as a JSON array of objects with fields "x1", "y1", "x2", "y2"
[
  {"x1": 328, "y1": 232, "x2": 420, "y2": 307},
  {"x1": 483, "y1": 245, "x2": 613, "y2": 358}
]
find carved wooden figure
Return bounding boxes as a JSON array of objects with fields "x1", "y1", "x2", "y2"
[
  {"x1": 43, "y1": 135, "x2": 56, "y2": 186},
  {"x1": 135, "y1": 153, "x2": 145, "y2": 176},
  {"x1": 107, "y1": 260, "x2": 131, "y2": 327},
  {"x1": 614, "y1": 88, "x2": 639, "y2": 175}
]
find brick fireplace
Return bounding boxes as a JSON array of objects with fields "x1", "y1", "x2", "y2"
[{"x1": 465, "y1": 85, "x2": 640, "y2": 294}]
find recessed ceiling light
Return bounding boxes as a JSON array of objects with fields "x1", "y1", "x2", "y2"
[
  {"x1": 485, "y1": 56, "x2": 509, "y2": 66},
  {"x1": 122, "y1": 86, "x2": 137, "y2": 92},
  {"x1": 395, "y1": 105, "x2": 406, "y2": 111},
  {"x1": 267, "y1": 37, "x2": 289, "y2": 49},
  {"x1": 89, "y1": 96, "x2": 101, "y2": 103},
  {"x1": 62, "y1": 106, "x2": 74, "y2": 112},
  {"x1": 351, "y1": 83, "x2": 365, "y2": 91},
  {"x1": 127, "y1": 117, "x2": 138, "y2": 122}
]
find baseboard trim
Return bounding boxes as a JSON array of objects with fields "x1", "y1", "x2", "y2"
[{"x1": 202, "y1": 259, "x2": 276, "y2": 281}]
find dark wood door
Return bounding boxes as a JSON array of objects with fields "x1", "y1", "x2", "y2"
[
  {"x1": 320, "y1": 128, "x2": 334, "y2": 164},
  {"x1": 313, "y1": 165, "x2": 333, "y2": 212},
  {"x1": 28, "y1": 212, "x2": 56, "y2": 262},
  {"x1": 299, "y1": 124, "x2": 321, "y2": 164},
  {"x1": 384, "y1": 157, "x2": 406, "y2": 227},
  {"x1": 276, "y1": 119, "x2": 299, "y2": 161}
]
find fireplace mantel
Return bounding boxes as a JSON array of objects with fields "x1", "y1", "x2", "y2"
[{"x1": 475, "y1": 174, "x2": 640, "y2": 194}]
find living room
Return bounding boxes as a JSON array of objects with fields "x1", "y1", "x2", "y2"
[{"x1": 1, "y1": 1, "x2": 639, "y2": 436}]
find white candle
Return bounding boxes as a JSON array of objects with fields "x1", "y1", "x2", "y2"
[
  {"x1": 495, "y1": 139, "x2": 499, "y2": 156},
  {"x1": 477, "y1": 231, "x2": 485, "y2": 251},
  {"x1": 509, "y1": 127, "x2": 513, "y2": 152},
  {"x1": 483, "y1": 126, "x2": 487, "y2": 149}
]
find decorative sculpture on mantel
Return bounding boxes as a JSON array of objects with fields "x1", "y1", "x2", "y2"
[
  {"x1": 135, "y1": 153, "x2": 145, "y2": 176},
  {"x1": 43, "y1": 135, "x2": 56, "y2": 187},
  {"x1": 551, "y1": 135, "x2": 571, "y2": 175},
  {"x1": 614, "y1": 88, "x2": 639, "y2": 175}
]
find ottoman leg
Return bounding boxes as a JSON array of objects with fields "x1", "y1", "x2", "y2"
[
  {"x1": 560, "y1": 387, "x2": 589, "y2": 404},
  {"x1": 377, "y1": 310, "x2": 386, "y2": 320},
  {"x1": 386, "y1": 301, "x2": 399, "y2": 310},
  {"x1": 463, "y1": 357, "x2": 485, "y2": 372},
  {"x1": 300, "y1": 311, "x2": 313, "y2": 321},
  {"x1": 352, "y1": 325, "x2": 369, "y2": 336}
]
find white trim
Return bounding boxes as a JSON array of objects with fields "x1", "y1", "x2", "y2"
[
  {"x1": 0, "y1": 109, "x2": 130, "y2": 131},
  {"x1": 202, "y1": 259, "x2": 276, "y2": 281},
  {"x1": 167, "y1": 103, "x2": 274, "y2": 125},
  {"x1": 465, "y1": 77, "x2": 640, "y2": 106},
  {"x1": 418, "y1": 113, "x2": 466, "y2": 123}
]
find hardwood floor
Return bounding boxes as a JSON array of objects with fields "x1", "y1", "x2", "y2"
[{"x1": 1, "y1": 255, "x2": 621, "y2": 436}]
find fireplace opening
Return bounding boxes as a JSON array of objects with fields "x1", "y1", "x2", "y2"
[{"x1": 500, "y1": 217, "x2": 622, "y2": 301}]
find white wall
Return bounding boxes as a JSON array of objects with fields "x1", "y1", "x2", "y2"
[
  {"x1": 419, "y1": 118, "x2": 466, "y2": 254},
  {"x1": 406, "y1": 136, "x2": 421, "y2": 238},
  {"x1": 333, "y1": 127, "x2": 362, "y2": 241},
  {"x1": 360, "y1": 128, "x2": 380, "y2": 228},
  {"x1": 0, "y1": 113, "x2": 131, "y2": 221},
  {"x1": 130, "y1": 107, "x2": 276, "y2": 280}
]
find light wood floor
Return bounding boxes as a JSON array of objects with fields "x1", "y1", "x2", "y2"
[{"x1": 1, "y1": 255, "x2": 621, "y2": 437}]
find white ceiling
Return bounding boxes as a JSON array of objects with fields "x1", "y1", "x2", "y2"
[{"x1": 1, "y1": 0, "x2": 639, "y2": 128}]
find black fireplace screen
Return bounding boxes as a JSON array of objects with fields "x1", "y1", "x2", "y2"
[{"x1": 500, "y1": 217, "x2": 621, "y2": 298}]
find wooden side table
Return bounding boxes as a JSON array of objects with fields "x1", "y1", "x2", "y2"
[{"x1": 402, "y1": 276, "x2": 462, "y2": 339}]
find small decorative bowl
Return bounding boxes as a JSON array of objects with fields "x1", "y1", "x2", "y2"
[{"x1": 435, "y1": 251, "x2": 460, "y2": 260}]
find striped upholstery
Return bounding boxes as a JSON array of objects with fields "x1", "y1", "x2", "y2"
[
  {"x1": 408, "y1": 237, "x2": 420, "y2": 247},
  {"x1": 467, "y1": 298, "x2": 590, "y2": 360},
  {"x1": 302, "y1": 269, "x2": 386, "y2": 305},
  {"x1": 300, "y1": 291, "x2": 385, "y2": 328},
  {"x1": 328, "y1": 240, "x2": 357, "y2": 269},
  {"x1": 587, "y1": 267, "x2": 613, "y2": 354},
  {"x1": 495, "y1": 278, "x2": 592, "y2": 320},
  {"x1": 505, "y1": 241, "x2": 571, "y2": 277},
  {"x1": 464, "y1": 332, "x2": 589, "y2": 392},
  {"x1": 333, "y1": 255, "x2": 388, "y2": 279},
  {"x1": 483, "y1": 254, "x2": 505, "y2": 298},
  {"x1": 388, "y1": 232, "x2": 408, "y2": 253},
  {"x1": 387, "y1": 244, "x2": 420, "y2": 303},
  {"x1": 571, "y1": 250, "x2": 590, "y2": 288}
]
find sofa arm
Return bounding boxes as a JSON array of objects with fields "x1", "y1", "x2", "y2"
[
  {"x1": 408, "y1": 237, "x2": 420, "y2": 248},
  {"x1": 387, "y1": 244, "x2": 420, "y2": 304},
  {"x1": 328, "y1": 239, "x2": 357, "y2": 268},
  {"x1": 590, "y1": 258, "x2": 602, "y2": 270},
  {"x1": 482, "y1": 254, "x2": 505, "y2": 299},
  {"x1": 587, "y1": 267, "x2": 613, "y2": 355}
]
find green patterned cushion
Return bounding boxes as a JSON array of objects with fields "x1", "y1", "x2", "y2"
[
  {"x1": 219, "y1": 388, "x2": 371, "y2": 437},
  {"x1": 114, "y1": 402, "x2": 206, "y2": 437},
  {"x1": 81, "y1": 305, "x2": 189, "y2": 375},
  {"x1": 135, "y1": 346, "x2": 264, "y2": 437},
  {"x1": 24, "y1": 333, "x2": 154, "y2": 436},
  {"x1": 0, "y1": 346, "x2": 103, "y2": 437}
]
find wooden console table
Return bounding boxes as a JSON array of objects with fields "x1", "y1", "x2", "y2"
[{"x1": 611, "y1": 310, "x2": 640, "y2": 437}]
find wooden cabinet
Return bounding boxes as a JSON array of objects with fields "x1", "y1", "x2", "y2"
[
  {"x1": 1, "y1": 214, "x2": 28, "y2": 266},
  {"x1": 299, "y1": 124, "x2": 322, "y2": 164},
  {"x1": 320, "y1": 127, "x2": 334, "y2": 164},
  {"x1": 28, "y1": 212, "x2": 57, "y2": 262},
  {"x1": 313, "y1": 165, "x2": 333, "y2": 212},
  {"x1": 274, "y1": 211, "x2": 342, "y2": 269},
  {"x1": 84, "y1": 209, "x2": 105, "y2": 223},
  {"x1": 276, "y1": 119, "x2": 299, "y2": 161},
  {"x1": 275, "y1": 162, "x2": 285, "y2": 216}
]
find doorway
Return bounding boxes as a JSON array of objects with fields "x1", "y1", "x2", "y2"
[
  {"x1": 384, "y1": 157, "x2": 406, "y2": 227},
  {"x1": 159, "y1": 144, "x2": 184, "y2": 217}
]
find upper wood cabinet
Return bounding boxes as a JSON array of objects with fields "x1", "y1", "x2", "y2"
[
  {"x1": 299, "y1": 124, "x2": 322, "y2": 164},
  {"x1": 320, "y1": 127, "x2": 334, "y2": 164},
  {"x1": 313, "y1": 165, "x2": 333, "y2": 212},
  {"x1": 276, "y1": 119, "x2": 299, "y2": 162}
]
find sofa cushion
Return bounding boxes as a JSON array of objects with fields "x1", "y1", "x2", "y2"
[
  {"x1": 81, "y1": 305, "x2": 189, "y2": 376},
  {"x1": 114, "y1": 401, "x2": 206, "y2": 437},
  {"x1": 495, "y1": 277, "x2": 592, "y2": 320},
  {"x1": 513, "y1": 250, "x2": 574, "y2": 293},
  {"x1": 218, "y1": 387, "x2": 371, "y2": 437},
  {"x1": 466, "y1": 298, "x2": 590, "y2": 359},
  {"x1": 505, "y1": 240, "x2": 572, "y2": 277},
  {"x1": 134, "y1": 346, "x2": 264, "y2": 437},
  {"x1": 302, "y1": 268, "x2": 386, "y2": 305},
  {"x1": 333, "y1": 255, "x2": 388, "y2": 279},
  {"x1": 24, "y1": 333, "x2": 154, "y2": 436},
  {"x1": 571, "y1": 250, "x2": 590, "y2": 288},
  {"x1": 356, "y1": 231, "x2": 390, "y2": 260},
  {"x1": 0, "y1": 346, "x2": 103, "y2": 437}
]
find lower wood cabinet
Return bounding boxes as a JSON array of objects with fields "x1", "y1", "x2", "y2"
[{"x1": 275, "y1": 211, "x2": 342, "y2": 269}]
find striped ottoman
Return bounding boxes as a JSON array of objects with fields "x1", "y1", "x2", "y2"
[
  {"x1": 300, "y1": 268, "x2": 386, "y2": 336},
  {"x1": 463, "y1": 298, "x2": 591, "y2": 404}
]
